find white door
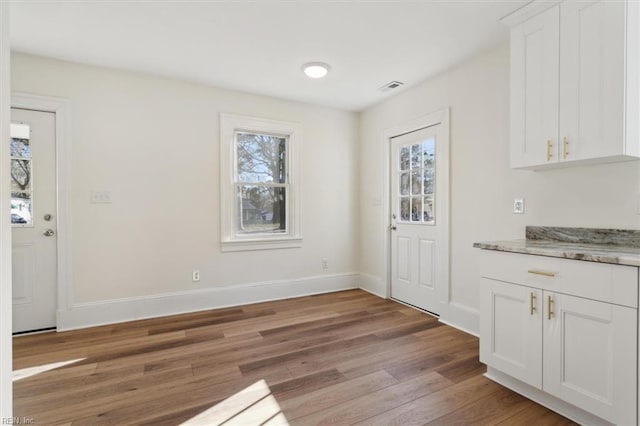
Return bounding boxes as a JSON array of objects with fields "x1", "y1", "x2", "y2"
[
  {"x1": 11, "y1": 108, "x2": 57, "y2": 333},
  {"x1": 543, "y1": 292, "x2": 636, "y2": 425},
  {"x1": 479, "y1": 278, "x2": 542, "y2": 389},
  {"x1": 390, "y1": 125, "x2": 447, "y2": 314}
]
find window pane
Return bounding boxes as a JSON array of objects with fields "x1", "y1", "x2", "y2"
[
  {"x1": 11, "y1": 159, "x2": 31, "y2": 193},
  {"x1": 237, "y1": 132, "x2": 287, "y2": 184},
  {"x1": 11, "y1": 138, "x2": 30, "y2": 158},
  {"x1": 400, "y1": 172, "x2": 409, "y2": 196},
  {"x1": 423, "y1": 168, "x2": 434, "y2": 195},
  {"x1": 400, "y1": 198, "x2": 410, "y2": 222},
  {"x1": 411, "y1": 171, "x2": 421, "y2": 195},
  {"x1": 411, "y1": 197, "x2": 421, "y2": 222},
  {"x1": 400, "y1": 147, "x2": 410, "y2": 171},
  {"x1": 237, "y1": 185, "x2": 286, "y2": 234},
  {"x1": 11, "y1": 192, "x2": 32, "y2": 225},
  {"x1": 423, "y1": 138, "x2": 435, "y2": 167},
  {"x1": 424, "y1": 195, "x2": 434, "y2": 223},
  {"x1": 411, "y1": 144, "x2": 421, "y2": 169}
]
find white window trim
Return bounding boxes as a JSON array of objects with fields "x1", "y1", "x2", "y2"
[{"x1": 220, "y1": 113, "x2": 302, "y2": 252}]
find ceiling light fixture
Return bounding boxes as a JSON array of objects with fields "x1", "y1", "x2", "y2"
[{"x1": 302, "y1": 62, "x2": 330, "y2": 79}]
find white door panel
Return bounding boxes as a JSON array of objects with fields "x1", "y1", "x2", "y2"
[
  {"x1": 543, "y1": 292, "x2": 636, "y2": 425},
  {"x1": 396, "y1": 236, "x2": 411, "y2": 282},
  {"x1": 418, "y1": 239, "x2": 434, "y2": 289},
  {"x1": 11, "y1": 108, "x2": 57, "y2": 333},
  {"x1": 390, "y1": 124, "x2": 447, "y2": 314},
  {"x1": 480, "y1": 279, "x2": 542, "y2": 389},
  {"x1": 11, "y1": 243, "x2": 35, "y2": 304}
]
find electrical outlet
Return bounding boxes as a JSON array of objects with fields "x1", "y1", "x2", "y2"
[
  {"x1": 513, "y1": 198, "x2": 525, "y2": 214},
  {"x1": 321, "y1": 258, "x2": 329, "y2": 270},
  {"x1": 192, "y1": 270, "x2": 200, "y2": 282}
]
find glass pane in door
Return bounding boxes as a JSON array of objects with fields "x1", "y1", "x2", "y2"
[
  {"x1": 395, "y1": 141, "x2": 436, "y2": 224},
  {"x1": 400, "y1": 172, "x2": 410, "y2": 196},
  {"x1": 400, "y1": 198, "x2": 410, "y2": 222},
  {"x1": 10, "y1": 123, "x2": 32, "y2": 226},
  {"x1": 400, "y1": 147, "x2": 410, "y2": 170}
]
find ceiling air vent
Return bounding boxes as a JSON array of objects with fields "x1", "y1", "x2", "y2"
[{"x1": 378, "y1": 81, "x2": 404, "y2": 92}]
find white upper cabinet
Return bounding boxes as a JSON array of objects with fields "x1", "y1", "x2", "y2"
[
  {"x1": 509, "y1": 5, "x2": 559, "y2": 168},
  {"x1": 503, "y1": 0, "x2": 639, "y2": 169}
]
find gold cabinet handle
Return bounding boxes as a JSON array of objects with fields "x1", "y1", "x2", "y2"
[
  {"x1": 547, "y1": 295, "x2": 554, "y2": 320},
  {"x1": 527, "y1": 269, "x2": 556, "y2": 277},
  {"x1": 530, "y1": 292, "x2": 536, "y2": 315},
  {"x1": 546, "y1": 140, "x2": 553, "y2": 161},
  {"x1": 562, "y1": 137, "x2": 569, "y2": 159}
]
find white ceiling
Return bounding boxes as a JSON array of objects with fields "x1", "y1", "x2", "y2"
[{"x1": 9, "y1": 1, "x2": 528, "y2": 111}]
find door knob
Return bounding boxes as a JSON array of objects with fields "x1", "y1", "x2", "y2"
[
  {"x1": 44, "y1": 214, "x2": 53, "y2": 221},
  {"x1": 43, "y1": 229, "x2": 55, "y2": 237},
  {"x1": 390, "y1": 225, "x2": 397, "y2": 231}
]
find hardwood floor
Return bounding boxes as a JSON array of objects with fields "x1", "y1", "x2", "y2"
[{"x1": 13, "y1": 290, "x2": 575, "y2": 425}]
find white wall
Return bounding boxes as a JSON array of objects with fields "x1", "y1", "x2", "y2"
[
  {"x1": 360, "y1": 42, "x2": 640, "y2": 333},
  {"x1": 0, "y1": 3, "x2": 13, "y2": 419},
  {"x1": 11, "y1": 53, "x2": 360, "y2": 329}
]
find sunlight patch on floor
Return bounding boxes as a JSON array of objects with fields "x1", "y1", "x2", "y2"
[
  {"x1": 181, "y1": 379, "x2": 289, "y2": 425},
  {"x1": 12, "y1": 358, "x2": 86, "y2": 382}
]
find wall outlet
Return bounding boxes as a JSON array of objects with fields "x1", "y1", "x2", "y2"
[
  {"x1": 321, "y1": 258, "x2": 329, "y2": 270},
  {"x1": 513, "y1": 198, "x2": 525, "y2": 214},
  {"x1": 192, "y1": 270, "x2": 200, "y2": 282}
]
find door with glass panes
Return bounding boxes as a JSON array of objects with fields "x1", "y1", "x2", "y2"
[
  {"x1": 390, "y1": 125, "x2": 446, "y2": 314},
  {"x1": 11, "y1": 108, "x2": 57, "y2": 333}
]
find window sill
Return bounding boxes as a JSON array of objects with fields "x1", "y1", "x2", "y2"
[{"x1": 221, "y1": 237, "x2": 303, "y2": 252}]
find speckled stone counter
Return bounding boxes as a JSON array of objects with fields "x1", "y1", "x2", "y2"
[{"x1": 474, "y1": 226, "x2": 640, "y2": 267}]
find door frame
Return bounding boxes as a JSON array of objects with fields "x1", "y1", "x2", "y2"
[
  {"x1": 11, "y1": 92, "x2": 72, "y2": 326},
  {"x1": 382, "y1": 108, "x2": 450, "y2": 315}
]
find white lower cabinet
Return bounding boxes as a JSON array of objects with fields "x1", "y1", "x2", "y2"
[
  {"x1": 479, "y1": 252, "x2": 638, "y2": 425},
  {"x1": 480, "y1": 279, "x2": 542, "y2": 388}
]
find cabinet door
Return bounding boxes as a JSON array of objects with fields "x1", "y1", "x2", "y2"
[
  {"x1": 510, "y1": 5, "x2": 559, "y2": 168},
  {"x1": 480, "y1": 278, "x2": 542, "y2": 388},
  {"x1": 543, "y1": 292, "x2": 637, "y2": 425},
  {"x1": 559, "y1": 0, "x2": 625, "y2": 162}
]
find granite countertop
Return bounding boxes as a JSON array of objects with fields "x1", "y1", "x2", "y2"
[{"x1": 474, "y1": 226, "x2": 640, "y2": 267}]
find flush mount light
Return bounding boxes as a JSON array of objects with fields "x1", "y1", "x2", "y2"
[{"x1": 302, "y1": 62, "x2": 330, "y2": 79}]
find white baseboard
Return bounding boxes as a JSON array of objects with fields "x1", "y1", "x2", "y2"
[
  {"x1": 438, "y1": 301, "x2": 479, "y2": 337},
  {"x1": 358, "y1": 273, "x2": 387, "y2": 298},
  {"x1": 57, "y1": 272, "x2": 359, "y2": 331},
  {"x1": 357, "y1": 274, "x2": 480, "y2": 338}
]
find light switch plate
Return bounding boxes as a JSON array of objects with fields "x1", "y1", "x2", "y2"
[
  {"x1": 513, "y1": 198, "x2": 525, "y2": 214},
  {"x1": 90, "y1": 190, "x2": 112, "y2": 204}
]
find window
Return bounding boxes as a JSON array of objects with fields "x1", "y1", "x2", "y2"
[
  {"x1": 10, "y1": 123, "x2": 33, "y2": 226},
  {"x1": 398, "y1": 137, "x2": 435, "y2": 224},
  {"x1": 220, "y1": 114, "x2": 301, "y2": 251}
]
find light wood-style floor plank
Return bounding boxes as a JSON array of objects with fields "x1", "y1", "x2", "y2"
[{"x1": 12, "y1": 289, "x2": 576, "y2": 425}]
